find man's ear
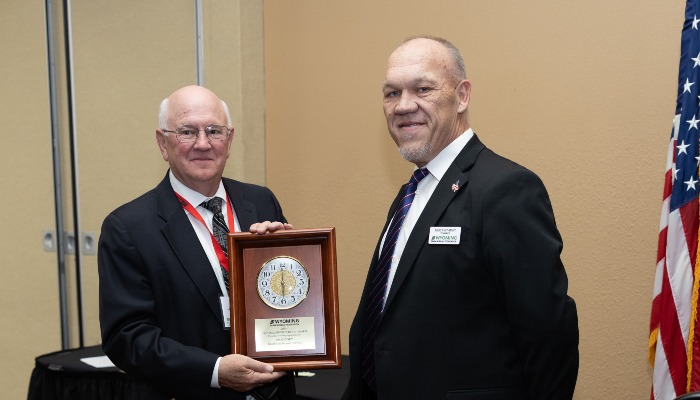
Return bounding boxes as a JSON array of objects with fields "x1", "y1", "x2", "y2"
[
  {"x1": 457, "y1": 80, "x2": 471, "y2": 114},
  {"x1": 156, "y1": 130, "x2": 169, "y2": 161},
  {"x1": 225, "y1": 127, "x2": 235, "y2": 156}
]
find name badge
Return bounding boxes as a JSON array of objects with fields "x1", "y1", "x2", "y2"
[
  {"x1": 220, "y1": 296, "x2": 231, "y2": 330},
  {"x1": 429, "y1": 227, "x2": 461, "y2": 245}
]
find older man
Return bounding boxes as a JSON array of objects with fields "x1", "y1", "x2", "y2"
[
  {"x1": 343, "y1": 36, "x2": 579, "y2": 399},
  {"x1": 98, "y1": 85, "x2": 295, "y2": 399}
]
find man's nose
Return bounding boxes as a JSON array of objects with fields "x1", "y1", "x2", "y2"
[
  {"x1": 395, "y1": 93, "x2": 418, "y2": 114},
  {"x1": 192, "y1": 130, "x2": 212, "y2": 148}
]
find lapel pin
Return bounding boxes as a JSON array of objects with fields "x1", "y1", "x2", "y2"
[{"x1": 451, "y1": 180, "x2": 460, "y2": 193}]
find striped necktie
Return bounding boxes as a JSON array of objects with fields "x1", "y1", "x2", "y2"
[
  {"x1": 200, "y1": 197, "x2": 230, "y2": 291},
  {"x1": 361, "y1": 167, "x2": 429, "y2": 391}
]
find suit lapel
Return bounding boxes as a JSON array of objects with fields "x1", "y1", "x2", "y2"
[
  {"x1": 155, "y1": 175, "x2": 226, "y2": 325},
  {"x1": 356, "y1": 184, "x2": 406, "y2": 317},
  {"x1": 223, "y1": 179, "x2": 258, "y2": 231},
  {"x1": 370, "y1": 183, "x2": 407, "y2": 277},
  {"x1": 383, "y1": 136, "x2": 486, "y2": 312}
]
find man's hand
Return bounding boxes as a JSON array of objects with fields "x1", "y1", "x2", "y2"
[
  {"x1": 249, "y1": 221, "x2": 294, "y2": 235},
  {"x1": 218, "y1": 354, "x2": 285, "y2": 392}
]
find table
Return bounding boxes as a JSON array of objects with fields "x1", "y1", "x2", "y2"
[{"x1": 27, "y1": 346, "x2": 349, "y2": 400}]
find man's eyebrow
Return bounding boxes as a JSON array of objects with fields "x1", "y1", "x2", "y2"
[
  {"x1": 413, "y1": 76, "x2": 439, "y2": 86},
  {"x1": 383, "y1": 76, "x2": 439, "y2": 89}
]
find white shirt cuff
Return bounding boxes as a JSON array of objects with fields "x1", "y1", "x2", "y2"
[{"x1": 211, "y1": 357, "x2": 221, "y2": 388}]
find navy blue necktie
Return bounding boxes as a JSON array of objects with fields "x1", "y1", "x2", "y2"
[
  {"x1": 201, "y1": 197, "x2": 230, "y2": 291},
  {"x1": 361, "y1": 167, "x2": 429, "y2": 390}
]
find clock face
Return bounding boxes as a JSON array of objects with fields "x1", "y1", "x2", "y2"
[{"x1": 256, "y1": 256, "x2": 310, "y2": 310}]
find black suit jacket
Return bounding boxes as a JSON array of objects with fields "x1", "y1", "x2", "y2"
[
  {"x1": 98, "y1": 174, "x2": 295, "y2": 399},
  {"x1": 344, "y1": 135, "x2": 579, "y2": 400}
]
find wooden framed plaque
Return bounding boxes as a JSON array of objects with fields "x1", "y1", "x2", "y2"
[{"x1": 227, "y1": 228, "x2": 341, "y2": 370}]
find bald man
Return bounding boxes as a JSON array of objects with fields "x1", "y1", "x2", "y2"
[{"x1": 99, "y1": 86, "x2": 296, "y2": 400}]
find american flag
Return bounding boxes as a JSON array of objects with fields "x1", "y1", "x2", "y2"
[{"x1": 649, "y1": 1, "x2": 700, "y2": 398}]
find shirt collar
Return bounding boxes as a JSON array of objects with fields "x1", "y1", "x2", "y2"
[
  {"x1": 168, "y1": 170, "x2": 227, "y2": 208},
  {"x1": 423, "y1": 128, "x2": 474, "y2": 181}
]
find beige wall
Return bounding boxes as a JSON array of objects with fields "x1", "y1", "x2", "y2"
[
  {"x1": 0, "y1": 0, "x2": 683, "y2": 398},
  {"x1": 263, "y1": 1, "x2": 682, "y2": 399}
]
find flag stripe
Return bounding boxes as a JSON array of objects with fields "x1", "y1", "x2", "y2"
[{"x1": 650, "y1": 1, "x2": 700, "y2": 397}]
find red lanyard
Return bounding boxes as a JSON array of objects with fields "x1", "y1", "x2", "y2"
[{"x1": 174, "y1": 192, "x2": 235, "y2": 272}]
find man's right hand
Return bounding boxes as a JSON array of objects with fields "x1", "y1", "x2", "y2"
[
  {"x1": 249, "y1": 221, "x2": 294, "y2": 235},
  {"x1": 218, "y1": 354, "x2": 285, "y2": 392}
]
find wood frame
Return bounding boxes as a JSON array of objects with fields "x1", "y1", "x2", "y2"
[{"x1": 227, "y1": 228, "x2": 341, "y2": 370}]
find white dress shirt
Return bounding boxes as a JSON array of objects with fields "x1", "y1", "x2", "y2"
[{"x1": 381, "y1": 129, "x2": 474, "y2": 303}]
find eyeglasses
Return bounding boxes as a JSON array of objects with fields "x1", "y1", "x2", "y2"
[{"x1": 161, "y1": 125, "x2": 231, "y2": 143}]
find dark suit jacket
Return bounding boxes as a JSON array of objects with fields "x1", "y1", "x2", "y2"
[
  {"x1": 98, "y1": 173, "x2": 295, "y2": 400},
  {"x1": 344, "y1": 135, "x2": 579, "y2": 400}
]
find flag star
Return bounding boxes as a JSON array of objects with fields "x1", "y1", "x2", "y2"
[
  {"x1": 673, "y1": 166, "x2": 680, "y2": 180},
  {"x1": 694, "y1": 15, "x2": 700, "y2": 29},
  {"x1": 685, "y1": 176, "x2": 698, "y2": 191},
  {"x1": 678, "y1": 140, "x2": 691, "y2": 155},
  {"x1": 685, "y1": 78, "x2": 695, "y2": 93},
  {"x1": 693, "y1": 53, "x2": 700, "y2": 68},
  {"x1": 696, "y1": 155, "x2": 700, "y2": 166},
  {"x1": 688, "y1": 115, "x2": 700, "y2": 130}
]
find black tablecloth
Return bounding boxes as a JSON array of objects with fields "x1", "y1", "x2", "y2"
[
  {"x1": 27, "y1": 346, "x2": 349, "y2": 400},
  {"x1": 294, "y1": 359, "x2": 350, "y2": 400}
]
